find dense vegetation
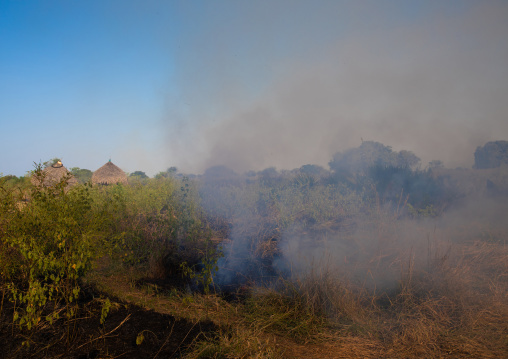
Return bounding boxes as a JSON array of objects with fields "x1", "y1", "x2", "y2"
[
  {"x1": 474, "y1": 140, "x2": 508, "y2": 169},
  {"x1": 1, "y1": 142, "x2": 507, "y2": 358}
]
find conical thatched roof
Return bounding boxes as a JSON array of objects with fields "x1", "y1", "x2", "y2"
[
  {"x1": 31, "y1": 161, "x2": 78, "y2": 188},
  {"x1": 92, "y1": 160, "x2": 128, "y2": 185}
]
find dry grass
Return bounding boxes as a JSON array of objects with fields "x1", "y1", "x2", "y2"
[
  {"x1": 255, "y1": 212, "x2": 508, "y2": 358},
  {"x1": 375, "y1": 224, "x2": 508, "y2": 358},
  {"x1": 87, "y1": 215, "x2": 508, "y2": 358},
  {"x1": 184, "y1": 326, "x2": 284, "y2": 359}
]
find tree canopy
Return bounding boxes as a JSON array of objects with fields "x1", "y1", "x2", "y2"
[
  {"x1": 70, "y1": 167, "x2": 93, "y2": 184},
  {"x1": 129, "y1": 171, "x2": 148, "y2": 179},
  {"x1": 474, "y1": 140, "x2": 508, "y2": 169},
  {"x1": 155, "y1": 167, "x2": 178, "y2": 179},
  {"x1": 329, "y1": 141, "x2": 421, "y2": 174},
  {"x1": 299, "y1": 164, "x2": 328, "y2": 176}
]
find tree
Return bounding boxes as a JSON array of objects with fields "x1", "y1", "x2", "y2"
[
  {"x1": 299, "y1": 164, "x2": 328, "y2": 176},
  {"x1": 258, "y1": 167, "x2": 280, "y2": 186},
  {"x1": 203, "y1": 165, "x2": 238, "y2": 180},
  {"x1": 70, "y1": 167, "x2": 93, "y2": 184},
  {"x1": 473, "y1": 141, "x2": 508, "y2": 169},
  {"x1": 367, "y1": 164, "x2": 448, "y2": 212},
  {"x1": 329, "y1": 141, "x2": 420, "y2": 174},
  {"x1": 396, "y1": 150, "x2": 421, "y2": 169},
  {"x1": 428, "y1": 160, "x2": 444, "y2": 170},
  {"x1": 129, "y1": 171, "x2": 148, "y2": 179},
  {"x1": 155, "y1": 167, "x2": 178, "y2": 179},
  {"x1": 258, "y1": 167, "x2": 278, "y2": 177},
  {"x1": 202, "y1": 165, "x2": 240, "y2": 184}
]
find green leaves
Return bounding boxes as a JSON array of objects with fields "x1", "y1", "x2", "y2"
[
  {"x1": 180, "y1": 239, "x2": 223, "y2": 295},
  {"x1": 1, "y1": 164, "x2": 101, "y2": 330},
  {"x1": 136, "y1": 332, "x2": 145, "y2": 345},
  {"x1": 100, "y1": 298, "x2": 111, "y2": 325}
]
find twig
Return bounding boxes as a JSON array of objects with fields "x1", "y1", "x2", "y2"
[
  {"x1": 169, "y1": 321, "x2": 198, "y2": 358},
  {"x1": 0, "y1": 287, "x2": 5, "y2": 315},
  {"x1": 152, "y1": 320, "x2": 176, "y2": 359},
  {"x1": 75, "y1": 314, "x2": 131, "y2": 350}
]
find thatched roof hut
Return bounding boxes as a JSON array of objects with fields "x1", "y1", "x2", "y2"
[
  {"x1": 92, "y1": 160, "x2": 128, "y2": 185},
  {"x1": 31, "y1": 161, "x2": 78, "y2": 188}
]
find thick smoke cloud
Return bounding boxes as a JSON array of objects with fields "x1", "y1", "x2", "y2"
[
  {"x1": 165, "y1": 1, "x2": 508, "y2": 174},
  {"x1": 271, "y1": 192, "x2": 508, "y2": 293}
]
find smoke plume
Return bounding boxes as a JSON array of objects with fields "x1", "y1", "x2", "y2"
[{"x1": 165, "y1": 1, "x2": 508, "y2": 174}]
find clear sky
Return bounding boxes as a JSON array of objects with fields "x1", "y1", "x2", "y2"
[{"x1": 1, "y1": 0, "x2": 507, "y2": 177}]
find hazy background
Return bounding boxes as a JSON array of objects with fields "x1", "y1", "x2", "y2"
[{"x1": 1, "y1": 0, "x2": 507, "y2": 176}]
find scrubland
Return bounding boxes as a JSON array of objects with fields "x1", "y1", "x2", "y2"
[{"x1": 0, "y1": 164, "x2": 507, "y2": 358}]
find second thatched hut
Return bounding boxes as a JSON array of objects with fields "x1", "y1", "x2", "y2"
[{"x1": 92, "y1": 160, "x2": 128, "y2": 185}]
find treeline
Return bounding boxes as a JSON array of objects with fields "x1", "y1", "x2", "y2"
[
  {"x1": 196, "y1": 140, "x2": 508, "y2": 223},
  {"x1": 4, "y1": 140, "x2": 508, "y2": 224}
]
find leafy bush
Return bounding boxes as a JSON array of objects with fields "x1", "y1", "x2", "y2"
[
  {"x1": 0, "y1": 165, "x2": 104, "y2": 330},
  {"x1": 367, "y1": 165, "x2": 449, "y2": 212},
  {"x1": 87, "y1": 175, "x2": 212, "y2": 281}
]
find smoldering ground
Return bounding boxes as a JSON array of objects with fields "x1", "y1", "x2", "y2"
[
  {"x1": 274, "y1": 197, "x2": 508, "y2": 293},
  {"x1": 201, "y1": 164, "x2": 508, "y2": 300}
]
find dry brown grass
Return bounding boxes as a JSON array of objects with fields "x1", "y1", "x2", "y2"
[
  {"x1": 87, "y1": 214, "x2": 508, "y2": 358},
  {"x1": 374, "y1": 224, "x2": 508, "y2": 358},
  {"x1": 263, "y1": 211, "x2": 508, "y2": 358}
]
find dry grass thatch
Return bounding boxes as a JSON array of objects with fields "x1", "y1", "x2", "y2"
[
  {"x1": 31, "y1": 162, "x2": 78, "y2": 188},
  {"x1": 92, "y1": 161, "x2": 128, "y2": 185}
]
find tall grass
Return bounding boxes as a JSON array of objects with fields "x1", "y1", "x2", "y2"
[{"x1": 248, "y1": 210, "x2": 508, "y2": 358}]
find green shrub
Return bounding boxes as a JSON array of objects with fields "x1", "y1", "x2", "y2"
[
  {"x1": 87, "y1": 175, "x2": 213, "y2": 280},
  {"x1": 0, "y1": 165, "x2": 104, "y2": 330}
]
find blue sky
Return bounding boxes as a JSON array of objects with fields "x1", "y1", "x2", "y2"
[{"x1": 1, "y1": 0, "x2": 507, "y2": 177}]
